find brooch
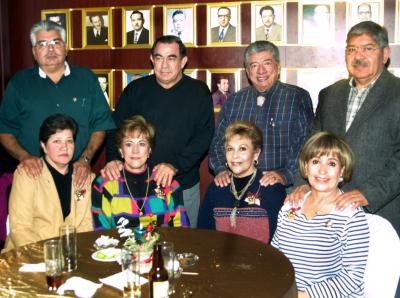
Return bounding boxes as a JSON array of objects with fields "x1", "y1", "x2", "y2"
[
  {"x1": 74, "y1": 189, "x2": 86, "y2": 201},
  {"x1": 154, "y1": 184, "x2": 165, "y2": 200},
  {"x1": 287, "y1": 207, "x2": 301, "y2": 220},
  {"x1": 325, "y1": 220, "x2": 333, "y2": 229},
  {"x1": 244, "y1": 191, "x2": 261, "y2": 206}
]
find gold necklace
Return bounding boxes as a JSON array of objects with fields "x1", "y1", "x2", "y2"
[{"x1": 122, "y1": 166, "x2": 150, "y2": 216}]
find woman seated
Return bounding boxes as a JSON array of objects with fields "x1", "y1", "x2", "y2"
[
  {"x1": 92, "y1": 115, "x2": 189, "y2": 230},
  {"x1": 272, "y1": 131, "x2": 369, "y2": 298},
  {"x1": 198, "y1": 121, "x2": 286, "y2": 243},
  {"x1": 3, "y1": 114, "x2": 94, "y2": 252}
]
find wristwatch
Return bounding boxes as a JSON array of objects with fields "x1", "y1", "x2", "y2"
[{"x1": 80, "y1": 154, "x2": 92, "y2": 164}]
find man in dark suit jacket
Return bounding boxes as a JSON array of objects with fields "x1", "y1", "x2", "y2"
[
  {"x1": 87, "y1": 13, "x2": 108, "y2": 45},
  {"x1": 126, "y1": 10, "x2": 149, "y2": 45},
  {"x1": 210, "y1": 7, "x2": 236, "y2": 42},
  {"x1": 289, "y1": 21, "x2": 400, "y2": 237}
]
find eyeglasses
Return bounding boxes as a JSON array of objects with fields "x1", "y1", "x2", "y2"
[
  {"x1": 345, "y1": 46, "x2": 379, "y2": 55},
  {"x1": 35, "y1": 39, "x2": 64, "y2": 50},
  {"x1": 218, "y1": 14, "x2": 230, "y2": 19}
]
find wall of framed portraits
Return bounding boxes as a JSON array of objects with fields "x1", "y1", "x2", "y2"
[{"x1": 1, "y1": 0, "x2": 400, "y2": 194}]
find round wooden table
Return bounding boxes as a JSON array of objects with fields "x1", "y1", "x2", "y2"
[{"x1": 0, "y1": 228, "x2": 296, "y2": 297}]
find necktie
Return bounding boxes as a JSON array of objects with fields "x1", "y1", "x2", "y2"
[
  {"x1": 134, "y1": 32, "x2": 138, "y2": 44},
  {"x1": 96, "y1": 30, "x2": 99, "y2": 38},
  {"x1": 218, "y1": 29, "x2": 225, "y2": 42},
  {"x1": 265, "y1": 29, "x2": 270, "y2": 40}
]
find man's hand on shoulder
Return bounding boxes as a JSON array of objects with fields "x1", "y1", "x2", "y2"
[
  {"x1": 17, "y1": 155, "x2": 43, "y2": 178},
  {"x1": 153, "y1": 163, "x2": 177, "y2": 187},
  {"x1": 285, "y1": 184, "x2": 310, "y2": 207},
  {"x1": 335, "y1": 189, "x2": 369, "y2": 211},
  {"x1": 260, "y1": 170, "x2": 286, "y2": 186},
  {"x1": 101, "y1": 160, "x2": 123, "y2": 181},
  {"x1": 214, "y1": 170, "x2": 231, "y2": 187},
  {"x1": 73, "y1": 159, "x2": 91, "y2": 189}
]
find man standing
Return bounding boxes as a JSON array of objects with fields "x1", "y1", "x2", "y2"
[
  {"x1": 290, "y1": 21, "x2": 400, "y2": 237},
  {"x1": 209, "y1": 40, "x2": 314, "y2": 189},
  {"x1": 126, "y1": 10, "x2": 149, "y2": 45},
  {"x1": 86, "y1": 13, "x2": 108, "y2": 45},
  {"x1": 212, "y1": 77, "x2": 230, "y2": 108},
  {"x1": 357, "y1": 3, "x2": 372, "y2": 22},
  {"x1": 0, "y1": 20, "x2": 115, "y2": 187},
  {"x1": 104, "y1": 35, "x2": 214, "y2": 228},
  {"x1": 211, "y1": 7, "x2": 236, "y2": 43},
  {"x1": 255, "y1": 6, "x2": 282, "y2": 42}
]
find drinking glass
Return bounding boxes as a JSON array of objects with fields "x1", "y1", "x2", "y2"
[
  {"x1": 43, "y1": 239, "x2": 63, "y2": 291},
  {"x1": 158, "y1": 241, "x2": 175, "y2": 294},
  {"x1": 60, "y1": 225, "x2": 77, "y2": 272},
  {"x1": 121, "y1": 248, "x2": 141, "y2": 298}
]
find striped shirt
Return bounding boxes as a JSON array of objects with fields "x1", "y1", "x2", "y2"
[
  {"x1": 209, "y1": 82, "x2": 314, "y2": 185},
  {"x1": 271, "y1": 194, "x2": 369, "y2": 297}
]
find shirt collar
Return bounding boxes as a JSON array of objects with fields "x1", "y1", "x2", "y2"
[
  {"x1": 348, "y1": 71, "x2": 381, "y2": 91},
  {"x1": 38, "y1": 61, "x2": 70, "y2": 78}
]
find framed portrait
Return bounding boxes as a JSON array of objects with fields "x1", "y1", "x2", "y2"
[
  {"x1": 123, "y1": 7, "x2": 153, "y2": 48},
  {"x1": 347, "y1": 1, "x2": 383, "y2": 28},
  {"x1": 397, "y1": 0, "x2": 400, "y2": 42},
  {"x1": 164, "y1": 5, "x2": 196, "y2": 46},
  {"x1": 299, "y1": 1, "x2": 335, "y2": 45},
  {"x1": 123, "y1": 69, "x2": 153, "y2": 89},
  {"x1": 251, "y1": 2, "x2": 285, "y2": 43},
  {"x1": 93, "y1": 70, "x2": 114, "y2": 110},
  {"x1": 41, "y1": 9, "x2": 71, "y2": 47},
  {"x1": 207, "y1": 3, "x2": 241, "y2": 46},
  {"x1": 207, "y1": 69, "x2": 240, "y2": 111},
  {"x1": 82, "y1": 8, "x2": 112, "y2": 48}
]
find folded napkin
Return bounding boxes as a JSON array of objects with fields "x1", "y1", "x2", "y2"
[
  {"x1": 19, "y1": 262, "x2": 46, "y2": 272},
  {"x1": 57, "y1": 276, "x2": 102, "y2": 298},
  {"x1": 99, "y1": 271, "x2": 148, "y2": 291}
]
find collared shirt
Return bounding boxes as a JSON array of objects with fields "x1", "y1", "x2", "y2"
[
  {"x1": 38, "y1": 61, "x2": 70, "y2": 78},
  {"x1": 209, "y1": 81, "x2": 314, "y2": 186},
  {"x1": 345, "y1": 75, "x2": 379, "y2": 131}
]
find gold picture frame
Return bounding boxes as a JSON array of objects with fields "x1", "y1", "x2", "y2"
[
  {"x1": 41, "y1": 9, "x2": 72, "y2": 48},
  {"x1": 251, "y1": 2, "x2": 285, "y2": 44},
  {"x1": 122, "y1": 69, "x2": 153, "y2": 89},
  {"x1": 207, "y1": 3, "x2": 241, "y2": 46},
  {"x1": 164, "y1": 4, "x2": 196, "y2": 46},
  {"x1": 93, "y1": 69, "x2": 114, "y2": 110},
  {"x1": 82, "y1": 8, "x2": 112, "y2": 49},
  {"x1": 123, "y1": 6, "x2": 153, "y2": 48}
]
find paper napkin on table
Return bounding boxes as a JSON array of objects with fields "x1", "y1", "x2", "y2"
[
  {"x1": 19, "y1": 262, "x2": 46, "y2": 272},
  {"x1": 57, "y1": 276, "x2": 102, "y2": 298},
  {"x1": 99, "y1": 271, "x2": 148, "y2": 291}
]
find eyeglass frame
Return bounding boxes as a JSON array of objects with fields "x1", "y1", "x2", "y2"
[
  {"x1": 345, "y1": 45, "x2": 380, "y2": 56},
  {"x1": 35, "y1": 38, "x2": 65, "y2": 50}
]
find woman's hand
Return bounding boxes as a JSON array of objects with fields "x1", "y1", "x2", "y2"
[
  {"x1": 214, "y1": 170, "x2": 231, "y2": 187},
  {"x1": 101, "y1": 160, "x2": 123, "y2": 180}
]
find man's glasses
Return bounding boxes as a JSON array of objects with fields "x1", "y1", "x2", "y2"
[
  {"x1": 218, "y1": 14, "x2": 230, "y2": 19},
  {"x1": 345, "y1": 46, "x2": 379, "y2": 55},
  {"x1": 35, "y1": 39, "x2": 64, "y2": 50}
]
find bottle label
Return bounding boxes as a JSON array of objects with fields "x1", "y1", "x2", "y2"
[{"x1": 152, "y1": 281, "x2": 169, "y2": 298}]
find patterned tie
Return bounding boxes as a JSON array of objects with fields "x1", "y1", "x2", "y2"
[
  {"x1": 265, "y1": 29, "x2": 270, "y2": 40},
  {"x1": 218, "y1": 29, "x2": 225, "y2": 42},
  {"x1": 134, "y1": 32, "x2": 138, "y2": 44}
]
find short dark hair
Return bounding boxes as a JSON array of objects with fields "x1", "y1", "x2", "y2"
[
  {"x1": 39, "y1": 114, "x2": 78, "y2": 144},
  {"x1": 260, "y1": 6, "x2": 275, "y2": 16},
  {"x1": 218, "y1": 7, "x2": 231, "y2": 16},
  {"x1": 89, "y1": 13, "x2": 104, "y2": 25},
  {"x1": 172, "y1": 10, "x2": 185, "y2": 19},
  {"x1": 151, "y1": 35, "x2": 187, "y2": 58},
  {"x1": 130, "y1": 10, "x2": 144, "y2": 20},
  {"x1": 224, "y1": 121, "x2": 263, "y2": 152},
  {"x1": 115, "y1": 115, "x2": 156, "y2": 150},
  {"x1": 347, "y1": 21, "x2": 388, "y2": 48}
]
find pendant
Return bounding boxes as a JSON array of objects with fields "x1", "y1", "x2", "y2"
[
  {"x1": 139, "y1": 211, "x2": 143, "y2": 216},
  {"x1": 244, "y1": 195, "x2": 260, "y2": 206},
  {"x1": 154, "y1": 184, "x2": 165, "y2": 199}
]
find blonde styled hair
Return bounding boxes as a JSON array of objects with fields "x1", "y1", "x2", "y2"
[
  {"x1": 115, "y1": 115, "x2": 155, "y2": 150},
  {"x1": 224, "y1": 121, "x2": 263, "y2": 151},
  {"x1": 299, "y1": 131, "x2": 354, "y2": 184}
]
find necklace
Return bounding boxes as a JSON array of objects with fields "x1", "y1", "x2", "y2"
[
  {"x1": 122, "y1": 166, "x2": 150, "y2": 216},
  {"x1": 229, "y1": 169, "x2": 257, "y2": 227}
]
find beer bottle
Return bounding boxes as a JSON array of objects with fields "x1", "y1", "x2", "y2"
[{"x1": 149, "y1": 244, "x2": 169, "y2": 298}]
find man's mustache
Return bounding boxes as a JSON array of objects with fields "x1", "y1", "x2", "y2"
[{"x1": 352, "y1": 59, "x2": 368, "y2": 67}]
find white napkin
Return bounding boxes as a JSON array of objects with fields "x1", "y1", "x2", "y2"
[
  {"x1": 99, "y1": 271, "x2": 148, "y2": 291},
  {"x1": 57, "y1": 276, "x2": 102, "y2": 298},
  {"x1": 19, "y1": 262, "x2": 46, "y2": 272}
]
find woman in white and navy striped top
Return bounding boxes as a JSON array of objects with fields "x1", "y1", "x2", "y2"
[{"x1": 272, "y1": 132, "x2": 369, "y2": 298}]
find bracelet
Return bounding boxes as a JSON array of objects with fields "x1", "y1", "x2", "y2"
[{"x1": 80, "y1": 154, "x2": 92, "y2": 164}]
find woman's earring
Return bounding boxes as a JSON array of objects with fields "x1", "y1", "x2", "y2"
[
  {"x1": 254, "y1": 160, "x2": 258, "y2": 167},
  {"x1": 225, "y1": 162, "x2": 228, "y2": 168},
  {"x1": 338, "y1": 176, "x2": 343, "y2": 183}
]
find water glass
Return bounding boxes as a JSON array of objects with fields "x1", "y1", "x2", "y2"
[
  {"x1": 43, "y1": 239, "x2": 63, "y2": 291},
  {"x1": 121, "y1": 249, "x2": 141, "y2": 298},
  {"x1": 60, "y1": 225, "x2": 77, "y2": 272}
]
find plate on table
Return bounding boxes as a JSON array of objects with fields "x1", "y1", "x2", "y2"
[{"x1": 91, "y1": 248, "x2": 121, "y2": 262}]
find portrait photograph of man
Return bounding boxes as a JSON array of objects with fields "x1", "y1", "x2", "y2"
[
  {"x1": 165, "y1": 5, "x2": 195, "y2": 45},
  {"x1": 42, "y1": 10, "x2": 70, "y2": 45},
  {"x1": 94, "y1": 71, "x2": 113, "y2": 108},
  {"x1": 124, "y1": 8, "x2": 151, "y2": 46},
  {"x1": 301, "y1": 3, "x2": 333, "y2": 44},
  {"x1": 253, "y1": 3, "x2": 284, "y2": 42},
  {"x1": 83, "y1": 10, "x2": 110, "y2": 47},
  {"x1": 348, "y1": 1, "x2": 381, "y2": 27},
  {"x1": 208, "y1": 70, "x2": 239, "y2": 110},
  {"x1": 208, "y1": 4, "x2": 239, "y2": 45}
]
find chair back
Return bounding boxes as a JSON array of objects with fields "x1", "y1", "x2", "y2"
[{"x1": 364, "y1": 214, "x2": 400, "y2": 298}]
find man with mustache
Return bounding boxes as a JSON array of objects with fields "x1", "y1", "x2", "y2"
[
  {"x1": 289, "y1": 21, "x2": 400, "y2": 238},
  {"x1": 126, "y1": 10, "x2": 149, "y2": 45},
  {"x1": 0, "y1": 20, "x2": 114, "y2": 188}
]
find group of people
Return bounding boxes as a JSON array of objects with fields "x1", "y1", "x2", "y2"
[{"x1": 0, "y1": 18, "x2": 399, "y2": 297}]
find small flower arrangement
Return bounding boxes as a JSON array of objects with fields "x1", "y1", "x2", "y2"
[
  {"x1": 119, "y1": 220, "x2": 159, "y2": 253},
  {"x1": 74, "y1": 189, "x2": 86, "y2": 201},
  {"x1": 287, "y1": 207, "x2": 301, "y2": 220}
]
